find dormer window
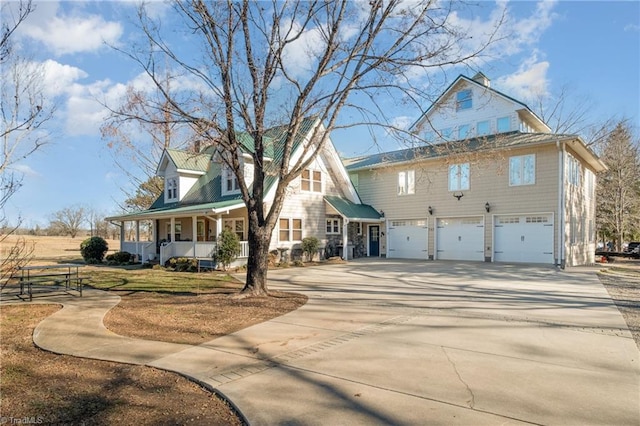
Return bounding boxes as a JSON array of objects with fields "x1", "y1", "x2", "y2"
[
  {"x1": 223, "y1": 166, "x2": 240, "y2": 194},
  {"x1": 166, "y1": 177, "x2": 178, "y2": 201},
  {"x1": 456, "y1": 89, "x2": 472, "y2": 111}
]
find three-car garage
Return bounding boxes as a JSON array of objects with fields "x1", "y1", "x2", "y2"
[{"x1": 384, "y1": 214, "x2": 555, "y2": 264}]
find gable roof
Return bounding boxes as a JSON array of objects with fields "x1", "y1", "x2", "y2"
[
  {"x1": 324, "y1": 196, "x2": 382, "y2": 221},
  {"x1": 344, "y1": 131, "x2": 606, "y2": 172},
  {"x1": 409, "y1": 74, "x2": 550, "y2": 133},
  {"x1": 158, "y1": 148, "x2": 210, "y2": 175},
  {"x1": 109, "y1": 117, "x2": 322, "y2": 221}
]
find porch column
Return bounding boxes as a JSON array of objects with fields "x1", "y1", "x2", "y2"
[
  {"x1": 135, "y1": 220, "x2": 141, "y2": 259},
  {"x1": 120, "y1": 221, "x2": 125, "y2": 243},
  {"x1": 170, "y1": 217, "x2": 176, "y2": 242},
  {"x1": 216, "y1": 214, "x2": 223, "y2": 238},
  {"x1": 342, "y1": 217, "x2": 349, "y2": 260},
  {"x1": 192, "y1": 215, "x2": 198, "y2": 256}
]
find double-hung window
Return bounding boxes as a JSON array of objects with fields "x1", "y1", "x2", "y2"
[
  {"x1": 326, "y1": 218, "x2": 341, "y2": 234},
  {"x1": 456, "y1": 89, "x2": 472, "y2": 111},
  {"x1": 279, "y1": 218, "x2": 302, "y2": 241},
  {"x1": 224, "y1": 166, "x2": 240, "y2": 194},
  {"x1": 397, "y1": 170, "x2": 415, "y2": 195},
  {"x1": 509, "y1": 154, "x2": 535, "y2": 186},
  {"x1": 567, "y1": 155, "x2": 581, "y2": 186},
  {"x1": 301, "y1": 169, "x2": 322, "y2": 192},
  {"x1": 448, "y1": 163, "x2": 470, "y2": 191},
  {"x1": 166, "y1": 177, "x2": 178, "y2": 201},
  {"x1": 223, "y1": 218, "x2": 245, "y2": 240}
]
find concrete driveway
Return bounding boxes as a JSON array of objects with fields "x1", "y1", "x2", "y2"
[
  {"x1": 27, "y1": 259, "x2": 639, "y2": 425},
  {"x1": 205, "y1": 259, "x2": 639, "y2": 425}
]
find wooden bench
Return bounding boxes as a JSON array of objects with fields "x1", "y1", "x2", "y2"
[{"x1": 15, "y1": 264, "x2": 86, "y2": 301}]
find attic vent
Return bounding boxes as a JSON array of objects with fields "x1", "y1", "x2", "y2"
[{"x1": 472, "y1": 72, "x2": 490, "y2": 88}]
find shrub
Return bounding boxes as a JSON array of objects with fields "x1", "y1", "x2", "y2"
[
  {"x1": 80, "y1": 236, "x2": 108, "y2": 264},
  {"x1": 293, "y1": 260, "x2": 305, "y2": 267},
  {"x1": 106, "y1": 251, "x2": 133, "y2": 265},
  {"x1": 215, "y1": 229, "x2": 241, "y2": 271},
  {"x1": 165, "y1": 257, "x2": 197, "y2": 272},
  {"x1": 302, "y1": 236, "x2": 320, "y2": 262}
]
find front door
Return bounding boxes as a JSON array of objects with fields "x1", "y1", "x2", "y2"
[{"x1": 369, "y1": 225, "x2": 380, "y2": 256}]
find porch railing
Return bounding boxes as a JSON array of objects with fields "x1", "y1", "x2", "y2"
[
  {"x1": 159, "y1": 241, "x2": 249, "y2": 266},
  {"x1": 121, "y1": 241, "x2": 156, "y2": 262}
]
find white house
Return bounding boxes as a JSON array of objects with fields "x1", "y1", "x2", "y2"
[{"x1": 109, "y1": 73, "x2": 606, "y2": 267}]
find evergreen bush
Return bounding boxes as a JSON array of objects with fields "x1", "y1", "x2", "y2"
[
  {"x1": 302, "y1": 236, "x2": 320, "y2": 261},
  {"x1": 80, "y1": 236, "x2": 109, "y2": 263},
  {"x1": 215, "y1": 228, "x2": 241, "y2": 271}
]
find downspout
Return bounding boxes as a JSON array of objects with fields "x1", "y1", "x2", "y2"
[{"x1": 557, "y1": 141, "x2": 566, "y2": 269}]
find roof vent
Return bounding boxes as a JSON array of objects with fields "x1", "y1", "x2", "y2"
[{"x1": 472, "y1": 72, "x2": 490, "y2": 88}]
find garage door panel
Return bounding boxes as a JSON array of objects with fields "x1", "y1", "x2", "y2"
[
  {"x1": 388, "y1": 219, "x2": 428, "y2": 260},
  {"x1": 494, "y1": 215, "x2": 553, "y2": 264},
  {"x1": 436, "y1": 217, "x2": 484, "y2": 261}
]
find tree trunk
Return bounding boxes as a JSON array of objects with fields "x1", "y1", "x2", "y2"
[{"x1": 242, "y1": 213, "x2": 271, "y2": 296}]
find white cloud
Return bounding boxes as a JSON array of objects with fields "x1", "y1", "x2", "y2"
[
  {"x1": 390, "y1": 116, "x2": 414, "y2": 131},
  {"x1": 281, "y1": 20, "x2": 328, "y2": 78},
  {"x1": 624, "y1": 23, "x2": 640, "y2": 32},
  {"x1": 448, "y1": 0, "x2": 558, "y2": 60},
  {"x1": 11, "y1": 164, "x2": 40, "y2": 177},
  {"x1": 19, "y1": 2, "x2": 123, "y2": 56},
  {"x1": 495, "y1": 52, "x2": 550, "y2": 101},
  {"x1": 41, "y1": 60, "x2": 88, "y2": 97}
]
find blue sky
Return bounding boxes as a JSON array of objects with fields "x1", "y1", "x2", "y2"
[{"x1": 3, "y1": 0, "x2": 639, "y2": 228}]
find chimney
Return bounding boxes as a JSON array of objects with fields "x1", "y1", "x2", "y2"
[{"x1": 472, "y1": 72, "x2": 490, "y2": 88}]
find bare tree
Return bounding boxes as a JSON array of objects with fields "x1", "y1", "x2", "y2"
[
  {"x1": 1, "y1": 0, "x2": 54, "y2": 280},
  {"x1": 533, "y1": 85, "x2": 615, "y2": 147},
  {"x1": 120, "y1": 0, "x2": 505, "y2": 295},
  {"x1": 49, "y1": 205, "x2": 88, "y2": 238},
  {"x1": 596, "y1": 121, "x2": 640, "y2": 251},
  {"x1": 101, "y1": 71, "x2": 201, "y2": 210}
]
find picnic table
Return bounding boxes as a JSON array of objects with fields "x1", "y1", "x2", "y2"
[{"x1": 16, "y1": 264, "x2": 87, "y2": 301}]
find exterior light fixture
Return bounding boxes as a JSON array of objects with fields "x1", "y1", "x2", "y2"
[
  {"x1": 428, "y1": 206, "x2": 433, "y2": 215},
  {"x1": 485, "y1": 202, "x2": 490, "y2": 213},
  {"x1": 453, "y1": 192, "x2": 464, "y2": 201}
]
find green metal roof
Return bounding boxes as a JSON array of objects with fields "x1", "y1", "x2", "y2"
[
  {"x1": 165, "y1": 148, "x2": 210, "y2": 173},
  {"x1": 106, "y1": 199, "x2": 244, "y2": 221},
  {"x1": 110, "y1": 116, "x2": 320, "y2": 221},
  {"x1": 324, "y1": 196, "x2": 382, "y2": 221}
]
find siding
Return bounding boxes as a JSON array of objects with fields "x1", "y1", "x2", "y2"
[
  {"x1": 355, "y1": 143, "x2": 561, "y2": 261},
  {"x1": 271, "y1": 151, "x2": 347, "y2": 252},
  {"x1": 564, "y1": 146, "x2": 598, "y2": 266},
  {"x1": 415, "y1": 81, "x2": 525, "y2": 141}
]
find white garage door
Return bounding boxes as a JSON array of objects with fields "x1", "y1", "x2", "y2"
[
  {"x1": 387, "y1": 219, "x2": 428, "y2": 259},
  {"x1": 494, "y1": 214, "x2": 554, "y2": 264},
  {"x1": 436, "y1": 217, "x2": 484, "y2": 261}
]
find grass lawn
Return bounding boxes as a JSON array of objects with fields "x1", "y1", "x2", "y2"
[
  {"x1": 85, "y1": 265, "x2": 240, "y2": 294},
  {"x1": 1, "y1": 236, "x2": 307, "y2": 424}
]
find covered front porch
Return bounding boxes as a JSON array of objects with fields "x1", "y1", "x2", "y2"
[{"x1": 108, "y1": 201, "x2": 249, "y2": 266}]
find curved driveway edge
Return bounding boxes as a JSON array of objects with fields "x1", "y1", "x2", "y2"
[{"x1": 8, "y1": 260, "x2": 640, "y2": 425}]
